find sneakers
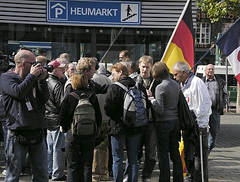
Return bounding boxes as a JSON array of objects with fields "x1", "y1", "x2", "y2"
[
  {"x1": 52, "y1": 175, "x2": 67, "y2": 181},
  {"x1": 184, "y1": 175, "x2": 192, "y2": 182},
  {"x1": 100, "y1": 175, "x2": 109, "y2": 181},
  {"x1": 2, "y1": 169, "x2": 31, "y2": 176},
  {"x1": 92, "y1": 175, "x2": 100, "y2": 182},
  {"x1": 2, "y1": 169, "x2": 6, "y2": 176},
  {"x1": 20, "y1": 168, "x2": 31, "y2": 176},
  {"x1": 123, "y1": 175, "x2": 128, "y2": 182},
  {"x1": 142, "y1": 178, "x2": 151, "y2": 182}
]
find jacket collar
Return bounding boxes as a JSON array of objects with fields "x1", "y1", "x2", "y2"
[{"x1": 182, "y1": 72, "x2": 194, "y2": 91}]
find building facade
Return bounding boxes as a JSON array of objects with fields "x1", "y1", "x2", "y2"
[{"x1": 0, "y1": 0, "x2": 197, "y2": 64}]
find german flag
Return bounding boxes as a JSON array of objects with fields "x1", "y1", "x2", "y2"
[{"x1": 161, "y1": 0, "x2": 194, "y2": 73}]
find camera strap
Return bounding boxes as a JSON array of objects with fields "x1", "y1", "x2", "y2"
[{"x1": 13, "y1": 70, "x2": 33, "y2": 111}]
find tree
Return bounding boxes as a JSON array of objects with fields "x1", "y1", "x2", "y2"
[{"x1": 197, "y1": 0, "x2": 240, "y2": 23}]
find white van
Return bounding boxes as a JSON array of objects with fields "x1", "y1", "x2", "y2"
[{"x1": 195, "y1": 65, "x2": 234, "y2": 77}]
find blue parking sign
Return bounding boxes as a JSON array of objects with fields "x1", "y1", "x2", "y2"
[
  {"x1": 47, "y1": 0, "x2": 141, "y2": 25},
  {"x1": 49, "y1": 1, "x2": 67, "y2": 20}
]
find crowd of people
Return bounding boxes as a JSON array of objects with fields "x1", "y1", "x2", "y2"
[{"x1": 0, "y1": 48, "x2": 228, "y2": 182}]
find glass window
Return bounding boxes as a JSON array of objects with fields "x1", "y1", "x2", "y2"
[{"x1": 195, "y1": 22, "x2": 211, "y2": 45}]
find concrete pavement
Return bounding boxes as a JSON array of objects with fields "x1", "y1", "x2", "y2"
[{"x1": 0, "y1": 113, "x2": 239, "y2": 181}]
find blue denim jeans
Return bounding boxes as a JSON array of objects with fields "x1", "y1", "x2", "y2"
[
  {"x1": 208, "y1": 108, "x2": 220, "y2": 152},
  {"x1": 111, "y1": 134, "x2": 139, "y2": 182},
  {"x1": 124, "y1": 121, "x2": 156, "y2": 180},
  {"x1": 156, "y1": 119, "x2": 183, "y2": 182},
  {"x1": 47, "y1": 128, "x2": 65, "y2": 180},
  {"x1": 5, "y1": 130, "x2": 48, "y2": 182}
]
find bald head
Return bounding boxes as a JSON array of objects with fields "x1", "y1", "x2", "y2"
[
  {"x1": 14, "y1": 50, "x2": 36, "y2": 67},
  {"x1": 14, "y1": 50, "x2": 36, "y2": 79},
  {"x1": 205, "y1": 64, "x2": 215, "y2": 79}
]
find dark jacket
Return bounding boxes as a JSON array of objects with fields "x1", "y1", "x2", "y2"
[
  {"x1": 0, "y1": 71, "x2": 6, "y2": 122},
  {"x1": 0, "y1": 69, "x2": 49, "y2": 130},
  {"x1": 135, "y1": 73, "x2": 161, "y2": 97},
  {"x1": 45, "y1": 74, "x2": 64, "y2": 130},
  {"x1": 202, "y1": 75, "x2": 228, "y2": 115},
  {"x1": 59, "y1": 88, "x2": 102, "y2": 133},
  {"x1": 104, "y1": 77, "x2": 150, "y2": 135},
  {"x1": 65, "y1": 79, "x2": 109, "y2": 97},
  {"x1": 135, "y1": 73, "x2": 161, "y2": 122}
]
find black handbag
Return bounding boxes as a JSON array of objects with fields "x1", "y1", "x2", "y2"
[
  {"x1": 15, "y1": 129, "x2": 44, "y2": 146},
  {"x1": 178, "y1": 90, "x2": 198, "y2": 131}
]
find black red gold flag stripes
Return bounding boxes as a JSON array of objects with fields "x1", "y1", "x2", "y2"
[{"x1": 161, "y1": 0, "x2": 194, "y2": 73}]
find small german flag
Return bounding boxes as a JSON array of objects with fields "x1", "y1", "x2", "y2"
[{"x1": 161, "y1": 0, "x2": 194, "y2": 73}]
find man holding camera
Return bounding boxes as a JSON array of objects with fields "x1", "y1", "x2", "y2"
[
  {"x1": 45, "y1": 60, "x2": 66, "y2": 181},
  {"x1": 0, "y1": 49, "x2": 49, "y2": 182}
]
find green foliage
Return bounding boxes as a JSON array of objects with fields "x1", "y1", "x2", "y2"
[{"x1": 197, "y1": 0, "x2": 240, "y2": 23}]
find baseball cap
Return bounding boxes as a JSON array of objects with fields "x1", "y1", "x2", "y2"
[{"x1": 48, "y1": 60, "x2": 65, "y2": 70}]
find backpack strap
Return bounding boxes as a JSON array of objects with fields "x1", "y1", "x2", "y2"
[
  {"x1": 114, "y1": 82, "x2": 128, "y2": 92},
  {"x1": 135, "y1": 82, "x2": 139, "y2": 89},
  {"x1": 114, "y1": 81, "x2": 139, "y2": 91},
  {"x1": 70, "y1": 92, "x2": 90, "y2": 100},
  {"x1": 69, "y1": 92, "x2": 80, "y2": 100}
]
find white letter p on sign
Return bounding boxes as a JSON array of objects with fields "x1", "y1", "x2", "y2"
[{"x1": 55, "y1": 8, "x2": 63, "y2": 18}]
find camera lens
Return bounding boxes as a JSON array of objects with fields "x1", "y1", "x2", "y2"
[{"x1": 43, "y1": 65, "x2": 53, "y2": 72}]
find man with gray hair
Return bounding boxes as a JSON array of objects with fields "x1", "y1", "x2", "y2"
[{"x1": 172, "y1": 61, "x2": 212, "y2": 182}]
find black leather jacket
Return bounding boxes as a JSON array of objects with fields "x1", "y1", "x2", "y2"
[{"x1": 45, "y1": 74, "x2": 65, "y2": 130}]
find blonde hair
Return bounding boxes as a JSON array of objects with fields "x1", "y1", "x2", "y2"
[
  {"x1": 36, "y1": 56, "x2": 47, "y2": 65},
  {"x1": 139, "y1": 55, "x2": 153, "y2": 66},
  {"x1": 76, "y1": 57, "x2": 96, "y2": 72},
  {"x1": 70, "y1": 72, "x2": 88, "y2": 90},
  {"x1": 59, "y1": 53, "x2": 70, "y2": 62}
]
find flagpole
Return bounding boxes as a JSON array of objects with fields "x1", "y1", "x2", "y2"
[
  {"x1": 160, "y1": 0, "x2": 191, "y2": 62},
  {"x1": 190, "y1": 44, "x2": 215, "y2": 71},
  {"x1": 191, "y1": 17, "x2": 240, "y2": 71},
  {"x1": 100, "y1": 27, "x2": 124, "y2": 63}
]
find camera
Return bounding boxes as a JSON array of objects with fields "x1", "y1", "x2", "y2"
[{"x1": 33, "y1": 61, "x2": 53, "y2": 72}]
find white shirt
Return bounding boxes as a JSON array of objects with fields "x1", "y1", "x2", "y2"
[{"x1": 182, "y1": 75, "x2": 212, "y2": 128}]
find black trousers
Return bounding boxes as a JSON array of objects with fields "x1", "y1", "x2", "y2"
[{"x1": 65, "y1": 131, "x2": 95, "y2": 182}]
